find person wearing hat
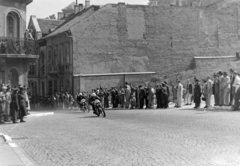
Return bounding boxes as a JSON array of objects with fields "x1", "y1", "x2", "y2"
[
  {"x1": 17, "y1": 86, "x2": 28, "y2": 122},
  {"x1": 10, "y1": 87, "x2": 19, "y2": 123},
  {"x1": 176, "y1": 79, "x2": 183, "y2": 108},
  {"x1": 194, "y1": 79, "x2": 201, "y2": 109}
]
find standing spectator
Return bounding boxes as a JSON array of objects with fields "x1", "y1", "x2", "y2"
[
  {"x1": 206, "y1": 77, "x2": 213, "y2": 108},
  {"x1": 218, "y1": 71, "x2": 224, "y2": 106},
  {"x1": 18, "y1": 86, "x2": 28, "y2": 122},
  {"x1": 185, "y1": 79, "x2": 193, "y2": 105},
  {"x1": 177, "y1": 79, "x2": 183, "y2": 108},
  {"x1": 104, "y1": 88, "x2": 109, "y2": 108},
  {"x1": 202, "y1": 79, "x2": 208, "y2": 108},
  {"x1": 4, "y1": 86, "x2": 11, "y2": 122},
  {"x1": 232, "y1": 71, "x2": 240, "y2": 106},
  {"x1": 171, "y1": 83, "x2": 178, "y2": 108},
  {"x1": 145, "y1": 84, "x2": 150, "y2": 109},
  {"x1": 139, "y1": 85, "x2": 145, "y2": 109},
  {"x1": 229, "y1": 69, "x2": 234, "y2": 106},
  {"x1": 156, "y1": 85, "x2": 160, "y2": 108},
  {"x1": 10, "y1": 88, "x2": 19, "y2": 123},
  {"x1": 148, "y1": 85, "x2": 155, "y2": 108},
  {"x1": 161, "y1": 83, "x2": 168, "y2": 109},
  {"x1": 222, "y1": 72, "x2": 230, "y2": 106},
  {"x1": 194, "y1": 79, "x2": 201, "y2": 109},
  {"x1": 0, "y1": 86, "x2": 6, "y2": 123},
  {"x1": 119, "y1": 87, "x2": 125, "y2": 108},
  {"x1": 213, "y1": 73, "x2": 220, "y2": 106},
  {"x1": 233, "y1": 77, "x2": 240, "y2": 111},
  {"x1": 125, "y1": 83, "x2": 131, "y2": 109}
]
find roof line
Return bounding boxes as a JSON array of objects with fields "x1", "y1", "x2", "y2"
[
  {"x1": 74, "y1": 72, "x2": 156, "y2": 77},
  {"x1": 50, "y1": 6, "x2": 97, "y2": 34}
]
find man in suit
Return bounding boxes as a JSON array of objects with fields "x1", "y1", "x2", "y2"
[
  {"x1": 213, "y1": 74, "x2": 220, "y2": 106},
  {"x1": 218, "y1": 71, "x2": 225, "y2": 106},
  {"x1": 194, "y1": 79, "x2": 201, "y2": 109}
]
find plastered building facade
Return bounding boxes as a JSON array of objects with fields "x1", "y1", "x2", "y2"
[{"x1": 0, "y1": 0, "x2": 38, "y2": 87}]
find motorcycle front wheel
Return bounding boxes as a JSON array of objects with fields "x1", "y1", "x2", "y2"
[{"x1": 100, "y1": 107, "x2": 106, "y2": 117}]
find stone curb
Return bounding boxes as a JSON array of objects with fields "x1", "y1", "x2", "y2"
[
  {"x1": 0, "y1": 133, "x2": 38, "y2": 166},
  {"x1": 28, "y1": 112, "x2": 54, "y2": 117}
]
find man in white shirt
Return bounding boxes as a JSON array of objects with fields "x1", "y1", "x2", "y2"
[
  {"x1": 206, "y1": 77, "x2": 213, "y2": 108},
  {"x1": 232, "y1": 71, "x2": 240, "y2": 106},
  {"x1": 177, "y1": 79, "x2": 183, "y2": 108}
]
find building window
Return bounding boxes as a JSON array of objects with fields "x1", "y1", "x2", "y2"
[
  {"x1": 54, "y1": 46, "x2": 57, "y2": 65},
  {"x1": 66, "y1": 43, "x2": 70, "y2": 65},
  {"x1": 40, "y1": 51, "x2": 45, "y2": 76},
  {"x1": 48, "y1": 50, "x2": 51, "y2": 65},
  {"x1": 7, "y1": 12, "x2": 20, "y2": 38}
]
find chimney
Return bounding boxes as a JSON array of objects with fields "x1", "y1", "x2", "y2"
[
  {"x1": 58, "y1": 12, "x2": 64, "y2": 20},
  {"x1": 78, "y1": 4, "x2": 83, "y2": 12},
  {"x1": 74, "y1": 5, "x2": 79, "y2": 14},
  {"x1": 85, "y1": 0, "x2": 90, "y2": 8}
]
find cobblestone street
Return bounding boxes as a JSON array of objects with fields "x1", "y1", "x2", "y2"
[{"x1": 1, "y1": 107, "x2": 240, "y2": 166}]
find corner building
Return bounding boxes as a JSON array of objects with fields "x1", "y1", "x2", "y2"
[
  {"x1": 44, "y1": 1, "x2": 240, "y2": 93},
  {"x1": 0, "y1": 0, "x2": 38, "y2": 87}
]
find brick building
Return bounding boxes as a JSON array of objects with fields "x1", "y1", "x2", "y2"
[
  {"x1": 0, "y1": 0, "x2": 38, "y2": 87},
  {"x1": 42, "y1": 0, "x2": 240, "y2": 94}
]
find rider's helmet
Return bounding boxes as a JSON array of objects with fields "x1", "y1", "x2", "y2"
[
  {"x1": 91, "y1": 93, "x2": 96, "y2": 97},
  {"x1": 79, "y1": 93, "x2": 82, "y2": 96}
]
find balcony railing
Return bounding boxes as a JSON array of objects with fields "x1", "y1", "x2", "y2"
[{"x1": 0, "y1": 37, "x2": 39, "y2": 55}]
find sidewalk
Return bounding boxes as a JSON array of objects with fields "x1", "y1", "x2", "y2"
[
  {"x1": 27, "y1": 111, "x2": 54, "y2": 117},
  {"x1": 0, "y1": 134, "x2": 37, "y2": 166}
]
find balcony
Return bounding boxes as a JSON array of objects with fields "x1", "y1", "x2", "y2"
[{"x1": 0, "y1": 37, "x2": 39, "y2": 58}]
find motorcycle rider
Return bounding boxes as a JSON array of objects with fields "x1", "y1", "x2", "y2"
[
  {"x1": 77, "y1": 93, "x2": 85, "y2": 106},
  {"x1": 89, "y1": 93, "x2": 101, "y2": 115}
]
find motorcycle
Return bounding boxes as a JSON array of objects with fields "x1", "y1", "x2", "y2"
[
  {"x1": 80, "y1": 99, "x2": 89, "y2": 112},
  {"x1": 94, "y1": 99, "x2": 106, "y2": 117}
]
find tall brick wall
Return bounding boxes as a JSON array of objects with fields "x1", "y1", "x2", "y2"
[{"x1": 70, "y1": 2, "x2": 240, "y2": 91}]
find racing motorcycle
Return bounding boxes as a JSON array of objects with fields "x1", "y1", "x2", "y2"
[
  {"x1": 80, "y1": 99, "x2": 89, "y2": 112},
  {"x1": 94, "y1": 99, "x2": 106, "y2": 117}
]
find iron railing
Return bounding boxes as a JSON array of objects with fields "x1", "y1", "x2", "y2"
[{"x1": 0, "y1": 37, "x2": 39, "y2": 55}]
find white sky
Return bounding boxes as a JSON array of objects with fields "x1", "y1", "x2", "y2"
[{"x1": 27, "y1": 0, "x2": 148, "y2": 23}]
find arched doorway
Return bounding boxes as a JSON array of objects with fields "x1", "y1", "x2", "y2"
[
  {"x1": 10, "y1": 68, "x2": 19, "y2": 87},
  {"x1": 7, "y1": 11, "x2": 20, "y2": 38}
]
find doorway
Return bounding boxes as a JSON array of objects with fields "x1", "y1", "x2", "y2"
[{"x1": 10, "y1": 68, "x2": 19, "y2": 87}]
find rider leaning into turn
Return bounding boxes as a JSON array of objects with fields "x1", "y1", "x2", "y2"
[
  {"x1": 77, "y1": 93, "x2": 86, "y2": 107},
  {"x1": 89, "y1": 93, "x2": 101, "y2": 115}
]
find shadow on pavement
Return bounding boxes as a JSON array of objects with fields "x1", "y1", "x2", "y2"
[
  {"x1": 183, "y1": 107, "x2": 240, "y2": 113},
  {"x1": 79, "y1": 116, "x2": 99, "y2": 118}
]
